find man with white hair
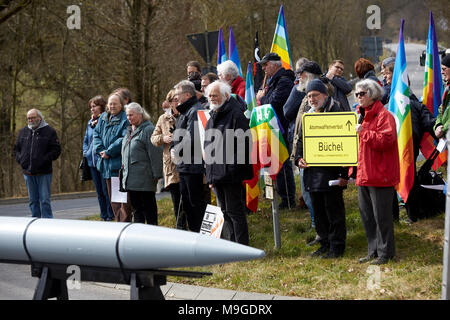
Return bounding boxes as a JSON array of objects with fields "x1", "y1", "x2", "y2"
[
  {"x1": 217, "y1": 60, "x2": 246, "y2": 99},
  {"x1": 14, "y1": 109, "x2": 61, "y2": 218},
  {"x1": 204, "y1": 81, "x2": 253, "y2": 245},
  {"x1": 256, "y1": 52, "x2": 297, "y2": 210}
]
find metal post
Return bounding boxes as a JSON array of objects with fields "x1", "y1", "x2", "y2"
[
  {"x1": 272, "y1": 184, "x2": 281, "y2": 249},
  {"x1": 204, "y1": 31, "x2": 211, "y2": 72},
  {"x1": 442, "y1": 134, "x2": 450, "y2": 300}
]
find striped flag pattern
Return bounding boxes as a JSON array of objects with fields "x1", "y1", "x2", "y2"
[
  {"x1": 217, "y1": 28, "x2": 227, "y2": 65},
  {"x1": 388, "y1": 19, "x2": 415, "y2": 203},
  {"x1": 420, "y1": 11, "x2": 446, "y2": 169},
  {"x1": 228, "y1": 26, "x2": 243, "y2": 77},
  {"x1": 244, "y1": 105, "x2": 289, "y2": 212},
  {"x1": 244, "y1": 62, "x2": 257, "y2": 119},
  {"x1": 270, "y1": 5, "x2": 293, "y2": 70}
]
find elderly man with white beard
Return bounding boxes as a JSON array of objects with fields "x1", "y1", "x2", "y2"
[{"x1": 203, "y1": 81, "x2": 254, "y2": 245}]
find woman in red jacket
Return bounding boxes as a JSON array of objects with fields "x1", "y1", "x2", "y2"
[{"x1": 355, "y1": 79, "x2": 400, "y2": 265}]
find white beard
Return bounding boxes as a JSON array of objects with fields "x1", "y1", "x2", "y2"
[{"x1": 209, "y1": 102, "x2": 221, "y2": 111}]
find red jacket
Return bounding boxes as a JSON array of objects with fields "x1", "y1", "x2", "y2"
[
  {"x1": 356, "y1": 100, "x2": 400, "y2": 187},
  {"x1": 231, "y1": 76, "x2": 246, "y2": 100}
]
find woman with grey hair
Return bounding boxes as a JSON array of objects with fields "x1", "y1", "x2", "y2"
[
  {"x1": 217, "y1": 60, "x2": 245, "y2": 99},
  {"x1": 121, "y1": 102, "x2": 163, "y2": 225},
  {"x1": 354, "y1": 79, "x2": 399, "y2": 265}
]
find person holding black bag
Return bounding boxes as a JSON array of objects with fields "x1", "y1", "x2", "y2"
[{"x1": 82, "y1": 95, "x2": 114, "y2": 221}]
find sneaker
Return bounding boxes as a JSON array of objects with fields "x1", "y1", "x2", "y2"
[
  {"x1": 358, "y1": 253, "x2": 377, "y2": 263},
  {"x1": 310, "y1": 245, "x2": 329, "y2": 257},
  {"x1": 370, "y1": 256, "x2": 393, "y2": 265}
]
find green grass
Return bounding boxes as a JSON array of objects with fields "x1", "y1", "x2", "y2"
[{"x1": 84, "y1": 179, "x2": 446, "y2": 300}]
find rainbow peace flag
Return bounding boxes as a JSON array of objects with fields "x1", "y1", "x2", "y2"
[
  {"x1": 245, "y1": 104, "x2": 289, "y2": 211},
  {"x1": 244, "y1": 62, "x2": 257, "y2": 119},
  {"x1": 270, "y1": 5, "x2": 293, "y2": 70},
  {"x1": 388, "y1": 20, "x2": 415, "y2": 202},
  {"x1": 229, "y1": 26, "x2": 243, "y2": 77},
  {"x1": 420, "y1": 11, "x2": 446, "y2": 169},
  {"x1": 217, "y1": 28, "x2": 227, "y2": 65}
]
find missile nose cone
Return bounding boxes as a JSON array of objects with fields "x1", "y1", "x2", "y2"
[{"x1": 193, "y1": 235, "x2": 265, "y2": 266}]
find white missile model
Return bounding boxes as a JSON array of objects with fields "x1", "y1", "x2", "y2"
[{"x1": 0, "y1": 217, "x2": 265, "y2": 269}]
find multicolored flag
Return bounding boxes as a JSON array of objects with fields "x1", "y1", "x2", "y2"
[
  {"x1": 244, "y1": 62, "x2": 257, "y2": 119},
  {"x1": 388, "y1": 19, "x2": 415, "y2": 203},
  {"x1": 420, "y1": 11, "x2": 446, "y2": 169},
  {"x1": 270, "y1": 5, "x2": 293, "y2": 70},
  {"x1": 217, "y1": 28, "x2": 227, "y2": 65},
  {"x1": 228, "y1": 26, "x2": 243, "y2": 77},
  {"x1": 244, "y1": 104, "x2": 289, "y2": 211}
]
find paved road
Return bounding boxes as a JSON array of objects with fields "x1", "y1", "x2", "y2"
[
  {"x1": 0, "y1": 192, "x2": 170, "y2": 219},
  {"x1": 0, "y1": 192, "x2": 301, "y2": 301},
  {"x1": 384, "y1": 42, "x2": 426, "y2": 98}
]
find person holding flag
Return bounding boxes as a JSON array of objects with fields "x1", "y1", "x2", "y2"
[
  {"x1": 433, "y1": 54, "x2": 450, "y2": 140},
  {"x1": 256, "y1": 52, "x2": 296, "y2": 209}
]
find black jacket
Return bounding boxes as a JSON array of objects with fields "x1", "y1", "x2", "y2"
[
  {"x1": 14, "y1": 124, "x2": 61, "y2": 175},
  {"x1": 410, "y1": 94, "x2": 436, "y2": 162},
  {"x1": 260, "y1": 68, "x2": 295, "y2": 137},
  {"x1": 294, "y1": 97, "x2": 348, "y2": 192},
  {"x1": 172, "y1": 96, "x2": 204, "y2": 174},
  {"x1": 204, "y1": 97, "x2": 253, "y2": 185}
]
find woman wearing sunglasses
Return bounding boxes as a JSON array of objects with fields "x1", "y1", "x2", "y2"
[{"x1": 354, "y1": 79, "x2": 400, "y2": 265}]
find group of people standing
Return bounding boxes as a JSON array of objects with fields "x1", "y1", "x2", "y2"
[
  {"x1": 82, "y1": 88, "x2": 163, "y2": 225},
  {"x1": 13, "y1": 50, "x2": 450, "y2": 263}
]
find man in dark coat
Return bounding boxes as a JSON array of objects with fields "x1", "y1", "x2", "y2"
[
  {"x1": 256, "y1": 52, "x2": 296, "y2": 209},
  {"x1": 14, "y1": 109, "x2": 61, "y2": 218},
  {"x1": 324, "y1": 59, "x2": 352, "y2": 111},
  {"x1": 295, "y1": 80, "x2": 348, "y2": 258},
  {"x1": 204, "y1": 81, "x2": 253, "y2": 245},
  {"x1": 172, "y1": 80, "x2": 206, "y2": 232}
]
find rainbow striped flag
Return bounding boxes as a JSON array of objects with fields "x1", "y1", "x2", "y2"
[
  {"x1": 270, "y1": 5, "x2": 293, "y2": 70},
  {"x1": 388, "y1": 20, "x2": 415, "y2": 203},
  {"x1": 245, "y1": 104, "x2": 289, "y2": 211},
  {"x1": 244, "y1": 62, "x2": 257, "y2": 119},
  {"x1": 217, "y1": 28, "x2": 227, "y2": 65},
  {"x1": 228, "y1": 26, "x2": 243, "y2": 77},
  {"x1": 420, "y1": 11, "x2": 446, "y2": 169}
]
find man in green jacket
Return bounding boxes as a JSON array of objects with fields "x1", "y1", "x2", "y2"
[{"x1": 434, "y1": 54, "x2": 450, "y2": 139}]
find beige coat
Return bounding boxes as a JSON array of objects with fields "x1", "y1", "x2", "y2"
[{"x1": 151, "y1": 113, "x2": 179, "y2": 187}]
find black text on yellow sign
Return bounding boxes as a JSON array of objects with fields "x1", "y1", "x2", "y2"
[{"x1": 302, "y1": 112, "x2": 358, "y2": 166}]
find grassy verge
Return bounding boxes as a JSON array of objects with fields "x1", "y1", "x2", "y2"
[{"x1": 85, "y1": 181, "x2": 446, "y2": 299}]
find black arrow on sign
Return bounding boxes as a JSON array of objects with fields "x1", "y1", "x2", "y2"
[{"x1": 346, "y1": 120, "x2": 352, "y2": 131}]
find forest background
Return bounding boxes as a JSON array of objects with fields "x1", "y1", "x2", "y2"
[{"x1": 0, "y1": 0, "x2": 448, "y2": 198}]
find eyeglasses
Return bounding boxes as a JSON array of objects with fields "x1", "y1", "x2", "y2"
[{"x1": 355, "y1": 91, "x2": 367, "y2": 98}]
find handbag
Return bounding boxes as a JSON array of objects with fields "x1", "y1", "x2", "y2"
[{"x1": 79, "y1": 156, "x2": 92, "y2": 181}]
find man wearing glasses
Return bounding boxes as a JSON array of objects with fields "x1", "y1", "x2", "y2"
[
  {"x1": 171, "y1": 80, "x2": 206, "y2": 233},
  {"x1": 325, "y1": 60, "x2": 352, "y2": 111},
  {"x1": 13, "y1": 109, "x2": 61, "y2": 218}
]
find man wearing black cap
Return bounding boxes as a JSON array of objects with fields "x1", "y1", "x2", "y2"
[
  {"x1": 256, "y1": 52, "x2": 296, "y2": 209},
  {"x1": 295, "y1": 79, "x2": 348, "y2": 259}
]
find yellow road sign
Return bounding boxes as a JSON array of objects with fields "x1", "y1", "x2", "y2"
[{"x1": 302, "y1": 112, "x2": 358, "y2": 166}]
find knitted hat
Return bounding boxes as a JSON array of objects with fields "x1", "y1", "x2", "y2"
[
  {"x1": 306, "y1": 79, "x2": 327, "y2": 95},
  {"x1": 442, "y1": 54, "x2": 450, "y2": 68}
]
